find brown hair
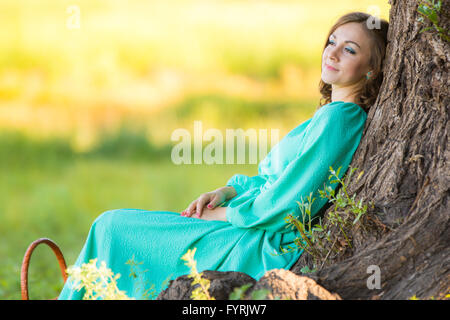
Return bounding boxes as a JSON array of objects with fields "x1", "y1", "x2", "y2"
[{"x1": 317, "y1": 12, "x2": 389, "y2": 113}]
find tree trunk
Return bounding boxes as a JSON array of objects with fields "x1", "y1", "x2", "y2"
[{"x1": 291, "y1": 0, "x2": 449, "y2": 300}]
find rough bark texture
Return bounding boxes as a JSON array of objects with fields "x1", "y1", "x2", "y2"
[
  {"x1": 292, "y1": 0, "x2": 449, "y2": 300},
  {"x1": 247, "y1": 269, "x2": 342, "y2": 300},
  {"x1": 156, "y1": 270, "x2": 256, "y2": 300},
  {"x1": 160, "y1": 0, "x2": 449, "y2": 300}
]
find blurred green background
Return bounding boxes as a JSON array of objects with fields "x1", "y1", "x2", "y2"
[{"x1": 0, "y1": 0, "x2": 390, "y2": 299}]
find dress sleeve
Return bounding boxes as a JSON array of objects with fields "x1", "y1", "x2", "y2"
[
  {"x1": 225, "y1": 103, "x2": 367, "y2": 233},
  {"x1": 225, "y1": 174, "x2": 267, "y2": 195}
]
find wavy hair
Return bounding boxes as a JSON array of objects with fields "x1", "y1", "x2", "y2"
[{"x1": 317, "y1": 12, "x2": 389, "y2": 113}]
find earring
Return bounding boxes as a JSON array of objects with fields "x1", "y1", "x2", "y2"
[{"x1": 366, "y1": 71, "x2": 372, "y2": 80}]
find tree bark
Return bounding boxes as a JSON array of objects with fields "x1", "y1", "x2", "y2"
[{"x1": 291, "y1": 0, "x2": 449, "y2": 300}]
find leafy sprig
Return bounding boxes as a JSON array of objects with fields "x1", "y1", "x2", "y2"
[
  {"x1": 181, "y1": 248, "x2": 215, "y2": 300},
  {"x1": 66, "y1": 258, "x2": 132, "y2": 300},
  {"x1": 416, "y1": 0, "x2": 449, "y2": 42},
  {"x1": 277, "y1": 165, "x2": 375, "y2": 271}
]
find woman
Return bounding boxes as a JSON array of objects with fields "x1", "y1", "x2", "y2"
[{"x1": 59, "y1": 12, "x2": 389, "y2": 299}]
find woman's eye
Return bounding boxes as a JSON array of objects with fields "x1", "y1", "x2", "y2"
[{"x1": 345, "y1": 48, "x2": 356, "y2": 54}]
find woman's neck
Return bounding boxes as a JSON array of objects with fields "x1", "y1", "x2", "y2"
[{"x1": 331, "y1": 82, "x2": 361, "y2": 104}]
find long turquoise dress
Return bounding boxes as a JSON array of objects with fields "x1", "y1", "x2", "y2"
[{"x1": 58, "y1": 101, "x2": 367, "y2": 300}]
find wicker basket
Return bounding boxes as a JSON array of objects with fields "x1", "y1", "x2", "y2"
[{"x1": 20, "y1": 238, "x2": 68, "y2": 300}]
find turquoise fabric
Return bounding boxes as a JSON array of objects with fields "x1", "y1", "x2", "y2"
[{"x1": 58, "y1": 101, "x2": 367, "y2": 300}]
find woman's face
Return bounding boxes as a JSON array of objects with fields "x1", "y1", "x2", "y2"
[{"x1": 321, "y1": 22, "x2": 373, "y2": 89}]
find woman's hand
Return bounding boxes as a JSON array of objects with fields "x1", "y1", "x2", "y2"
[
  {"x1": 181, "y1": 186, "x2": 236, "y2": 219},
  {"x1": 190, "y1": 206, "x2": 227, "y2": 222}
]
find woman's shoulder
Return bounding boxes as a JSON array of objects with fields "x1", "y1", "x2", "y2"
[{"x1": 314, "y1": 101, "x2": 367, "y2": 122}]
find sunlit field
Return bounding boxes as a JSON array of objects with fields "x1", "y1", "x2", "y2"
[{"x1": 0, "y1": 0, "x2": 390, "y2": 299}]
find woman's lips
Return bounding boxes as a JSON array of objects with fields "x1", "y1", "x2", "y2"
[{"x1": 325, "y1": 64, "x2": 338, "y2": 71}]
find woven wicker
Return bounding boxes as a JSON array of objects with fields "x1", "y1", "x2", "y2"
[{"x1": 21, "y1": 238, "x2": 68, "y2": 300}]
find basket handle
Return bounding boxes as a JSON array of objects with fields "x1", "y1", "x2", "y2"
[{"x1": 21, "y1": 238, "x2": 68, "y2": 300}]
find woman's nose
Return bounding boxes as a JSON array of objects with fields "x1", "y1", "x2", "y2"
[{"x1": 328, "y1": 47, "x2": 339, "y2": 61}]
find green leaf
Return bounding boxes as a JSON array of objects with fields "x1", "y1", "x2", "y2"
[
  {"x1": 252, "y1": 289, "x2": 270, "y2": 300},
  {"x1": 353, "y1": 211, "x2": 364, "y2": 225},
  {"x1": 419, "y1": 26, "x2": 434, "y2": 33},
  {"x1": 428, "y1": 11, "x2": 438, "y2": 24},
  {"x1": 300, "y1": 266, "x2": 317, "y2": 274},
  {"x1": 356, "y1": 170, "x2": 364, "y2": 181},
  {"x1": 435, "y1": 25, "x2": 444, "y2": 32},
  {"x1": 312, "y1": 224, "x2": 323, "y2": 231},
  {"x1": 336, "y1": 166, "x2": 341, "y2": 178},
  {"x1": 229, "y1": 283, "x2": 253, "y2": 300},
  {"x1": 418, "y1": 4, "x2": 432, "y2": 16}
]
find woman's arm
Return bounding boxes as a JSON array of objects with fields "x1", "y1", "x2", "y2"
[{"x1": 224, "y1": 102, "x2": 367, "y2": 233}]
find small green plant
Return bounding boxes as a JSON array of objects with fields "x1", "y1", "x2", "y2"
[
  {"x1": 299, "y1": 266, "x2": 317, "y2": 274},
  {"x1": 279, "y1": 192, "x2": 326, "y2": 260},
  {"x1": 229, "y1": 283, "x2": 253, "y2": 300},
  {"x1": 319, "y1": 166, "x2": 372, "y2": 243},
  {"x1": 66, "y1": 259, "x2": 132, "y2": 300},
  {"x1": 229, "y1": 283, "x2": 270, "y2": 300},
  {"x1": 277, "y1": 166, "x2": 375, "y2": 270},
  {"x1": 181, "y1": 248, "x2": 215, "y2": 300},
  {"x1": 125, "y1": 255, "x2": 157, "y2": 300},
  {"x1": 416, "y1": 0, "x2": 449, "y2": 42},
  {"x1": 66, "y1": 257, "x2": 172, "y2": 300}
]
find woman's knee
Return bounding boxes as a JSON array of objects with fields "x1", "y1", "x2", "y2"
[{"x1": 91, "y1": 209, "x2": 123, "y2": 235}]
